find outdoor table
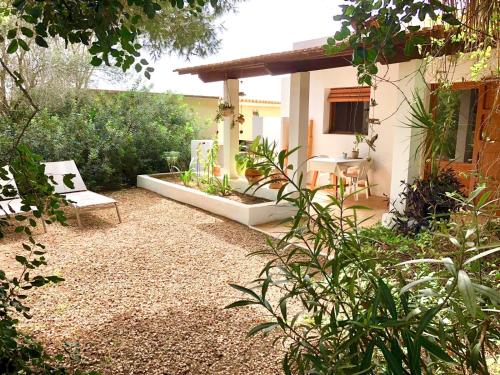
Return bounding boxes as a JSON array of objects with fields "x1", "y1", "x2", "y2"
[{"x1": 308, "y1": 157, "x2": 363, "y2": 190}]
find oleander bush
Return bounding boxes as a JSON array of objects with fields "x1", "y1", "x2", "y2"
[
  {"x1": 227, "y1": 140, "x2": 500, "y2": 375},
  {"x1": 0, "y1": 89, "x2": 203, "y2": 191}
]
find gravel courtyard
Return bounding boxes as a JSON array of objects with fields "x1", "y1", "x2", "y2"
[{"x1": 0, "y1": 188, "x2": 282, "y2": 374}]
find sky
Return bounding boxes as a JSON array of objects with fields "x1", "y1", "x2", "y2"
[{"x1": 99, "y1": 0, "x2": 342, "y2": 101}]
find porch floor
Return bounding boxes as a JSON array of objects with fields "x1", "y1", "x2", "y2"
[{"x1": 252, "y1": 193, "x2": 388, "y2": 241}]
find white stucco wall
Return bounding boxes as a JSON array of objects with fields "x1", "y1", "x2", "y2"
[
  {"x1": 305, "y1": 64, "x2": 401, "y2": 197},
  {"x1": 280, "y1": 49, "x2": 497, "y2": 200}
]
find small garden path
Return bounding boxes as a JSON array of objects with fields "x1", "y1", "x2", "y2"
[{"x1": 0, "y1": 188, "x2": 282, "y2": 374}]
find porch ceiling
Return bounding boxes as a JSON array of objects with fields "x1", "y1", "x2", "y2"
[{"x1": 175, "y1": 28, "x2": 460, "y2": 83}]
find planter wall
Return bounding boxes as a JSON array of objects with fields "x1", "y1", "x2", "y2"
[{"x1": 137, "y1": 174, "x2": 297, "y2": 226}]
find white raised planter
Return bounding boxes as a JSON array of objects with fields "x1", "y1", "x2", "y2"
[{"x1": 137, "y1": 173, "x2": 297, "y2": 226}]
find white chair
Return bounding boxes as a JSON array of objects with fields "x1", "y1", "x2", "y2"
[
  {"x1": 0, "y1": 166, "x2": 46, "y2": 232},
  {"x1": 344, "y1": 159, "x2": 372, "y2": 200},
  {"x1": 43, "y1": 161, "x2": 121, "y2": 227}
]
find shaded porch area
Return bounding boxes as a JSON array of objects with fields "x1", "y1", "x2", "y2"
[{"x1": 252, "y1": 193, "x2": 388, "y2": 242}]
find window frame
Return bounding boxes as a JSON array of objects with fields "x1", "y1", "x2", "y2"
[{"x1": 325, "y1": 86, "x2": 370, "y2": 135}]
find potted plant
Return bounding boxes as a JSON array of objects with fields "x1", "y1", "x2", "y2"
[
  {"x1": 235, "y1": 136, "x2": 265, "y2": 184},
  {"x1": 234, "y1": 113, "x2": 245, "y2": 125},
  {"x1": 215, "y1": 101, "x2": 234, "y2": 122},
  {"x1": 352, "y1": 133, "x2": 365, "y2": 159},
  {"x1": 269, "y1": 167, "x2": 286, "y2": 189},
  {"x1": 206, "y1": 140, "x2": 221, "y2": 177}
]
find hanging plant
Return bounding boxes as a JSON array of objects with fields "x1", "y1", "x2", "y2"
[
  {"x1": 234, "y1": 113, "x2": 245, "y2": 125},
  {"x1": 214, "y1": 101, "x2": 234, "y2": 122}
]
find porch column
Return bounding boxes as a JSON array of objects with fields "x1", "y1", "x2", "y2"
[
  {"x1": 389, "y1": 60, "x2": 428, "y2": 212},
  {"x1": 223, "y1": 79, "x2": 240, "y2": 178},
  {"x1": 288, "y1": 72, "x2": 310, "y2": 187}
]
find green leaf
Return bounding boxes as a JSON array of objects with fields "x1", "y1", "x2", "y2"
[
  {"x1": 416, "y1": 308, "x2": 439, "y2": 337},
  {"x1": 90, "y1": 56, "x2": 103, "y2": 66},
  {"x1": 470, "y1": 342, "x2": 481, "y2": 372},
  {"x1": 472, "y1": 283, "x2": 500, "y2": 304},
  {"x1": 375, "y1": 339, "x2": 404, "y2": 375},
  {"x1": 279, "y1": 298, "x2": 287, "y2": 320},
  {"x1": 400, "y1": 277, "x2": 436, "y2": 294},
  {"x1": 247, "y1": 322, "x2": 277, "y2": 337},
  {"x1": 20, "y1": 27, "x2": 33, "y2": 37},
  {"x1": 419, "y1": 336, "x2": 455, "y2": 363},
  {"x1": 229, "y1": 283, "x2": 261, "y2": 301},
  {"x1": 378, "y1": 278, "x2": 397, "y2": 319},
  {"x1": 283, "y1": 353, "x2": 292, "y2": 375},
  {"x1": 15, "y1": 255, "x2": 27, "y2": 265},
  {"x1": 7, "y1": 28, "x2": 17, "y2": 39},
  {"x1": 18, "y1": 38, "x2": 29, "y2": 51},
  {"x1": 442, "y1": 13, "x2": 461, "y2": 26},
  {"x1": 334, "y1": 25, "x2": 350, "y2": 41},
  {"x1": 61, "y1": 173, "x2": 75, "y2": 189},
  {"x1": 360, "y1": 341, "x2": 375, "y2": 371},
  {"x1": 464, "y1": 247, "x2": 500, "y2": 265},
  {"x1": 457, "y1": 270, "x2": 477, "y2": 317},
  {"x1": 7, "y1": 39, "x2": 18, "y2": 53},
  {"x1": 224, "y1": 300, "x2": 259, "y2": 309},
  {"x1": 398, "y1": 258, "x2": 449, "y2": 266},
  {"x1": 34, "y1": 35, "x2": 48, "y2": 48}
]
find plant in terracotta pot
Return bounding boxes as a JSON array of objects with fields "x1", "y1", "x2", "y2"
[
  {"x1": 351, "y1": 133, "x2": 365, "y2": 159},
  {"x1": 235, "y1": 136, "x2": 266, "y2": 184},
  {"x1": 206, "y1": 140, "x2": 221, "y2": 177},
  {"x1": 269, "y1": 167, "x2": 286, "y2": 189},
  {"x1": 214, "y1": 101, "x2": 234, "y2": 122}
]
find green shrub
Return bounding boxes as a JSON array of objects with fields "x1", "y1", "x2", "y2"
[
  {"x1": 359, "y1": 224, "x2": 434, "y2": 258},
  {"x1": 227, "y1": 140, "x2": 500, "y2": 375},
  {"x1": 392, "y1": 169, "x2": 465, "y2": 234},
  {"x1": 0, "y1": 89, "x2": 202, "y2": 191}
]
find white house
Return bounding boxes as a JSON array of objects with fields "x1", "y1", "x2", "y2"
[{"x1": 175, "y1": 30, "x2": 499, "y2": 210}]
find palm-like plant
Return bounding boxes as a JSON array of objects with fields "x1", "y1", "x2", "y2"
[{"x1": 406, "y1": 89, "x2": 459, "y2": 180}]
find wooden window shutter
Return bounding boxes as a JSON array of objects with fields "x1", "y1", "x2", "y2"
[{"x1": 328, "y1": 87, "x2": 371, "y2": 102}]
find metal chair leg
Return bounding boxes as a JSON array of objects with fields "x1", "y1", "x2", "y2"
[
  {"x1": 75, "y1": 207, "x2": 82, "y2": 227},
  {"x1": 115, "y1": 203, "x2": 122, "y2": 224}
]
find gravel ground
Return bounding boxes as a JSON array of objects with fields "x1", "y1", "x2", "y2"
[{"x1": 0, "y1": 187, "x2": 283, "y2": 374}]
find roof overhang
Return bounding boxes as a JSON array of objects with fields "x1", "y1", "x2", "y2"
[{"x1": 175, "y1": 29, "x2": 461, "y2": 83}]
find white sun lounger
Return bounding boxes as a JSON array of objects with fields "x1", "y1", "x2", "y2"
[
  {"x1": 0, "y1": 166, "x2": 46, "y2": 232},
  {"x1": 43, "y1": 160, "x2": 121, "y2": 227}
]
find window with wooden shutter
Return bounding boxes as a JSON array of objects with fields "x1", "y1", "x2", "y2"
[{"x1": 326, "y1": 87, "x2": 370, "y2": 135}]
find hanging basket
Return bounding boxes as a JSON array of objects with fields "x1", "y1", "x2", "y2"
[
  {"x1": 235, "y1": 114, "x2": 245, "y2": 125},
  {"x1": 215, "y1": 101, "x2": 235, "y2": 122},
  {"x1": 222, "y1": 107, "x2": 234, "y2": 117}
]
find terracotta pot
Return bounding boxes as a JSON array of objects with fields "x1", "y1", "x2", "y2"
[
  {"x1": 245, "y1": 167, "x2": 264, "y2": 184},
  {"x1": 351, "y1": 150, "x2": 360, "y2": 159},
  {"x1": 269, "y1": 168, "x2": 286, "y2": 189},
  {"x1": 235, "y1": 114, "x2": 245, "y2": 124},
  {"x1": 221, "y1": 107, "x2": 234, "y2": 116},
  {"x1": 213, "y1": 165, "x2": 221, "y2": 177}
]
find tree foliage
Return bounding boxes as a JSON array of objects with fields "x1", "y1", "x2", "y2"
[
  {"x1": 0, "y1": 1, "x2": 229, "y2": 372},
  {"x1": 324, "y1": 0, "x2": 497, "y2": 85},
  {"x1": 0, "y1": 0, "x2": 238, "y2": 77},
  {"x1": 1, "y1": 89, "x2": 202, "y2": 190}
]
